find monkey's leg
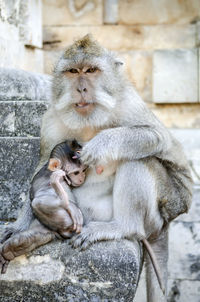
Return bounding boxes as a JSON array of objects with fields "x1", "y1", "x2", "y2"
[
  {"x1": 32, "y1": 195, "x2": 82, "y2": 235},
  {"x1": 71, "y1": 160, "x2": 163, "y2": 248},
  {"x1": 0, "y1": 220, "x2": 55, "y2": 274},
  {"x1": 1, "y1": 199, "x2": 34, "y2": 243},
  {"x1": 145, "y1": 227, "x2": 168, "y2": 302}
]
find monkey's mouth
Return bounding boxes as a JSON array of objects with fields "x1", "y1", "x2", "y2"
[
  {"x1": 75, "y1": 102, "x2": 94, "y2": 115},
  {"x1": 75, "y1": 102, "x2": 91, "y2": 108}
]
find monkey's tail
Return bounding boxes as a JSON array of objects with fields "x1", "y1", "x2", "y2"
[{"x1": 142, "y1": 238, "x2": 166, "y2": 296}]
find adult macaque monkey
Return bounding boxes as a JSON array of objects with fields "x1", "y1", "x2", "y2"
[
  {"x1": 0, "y1": 140, "x2": 85, "y2": 274},
  {"x1": 1, "y1": 35, "x2": 192, "y2": 301}
]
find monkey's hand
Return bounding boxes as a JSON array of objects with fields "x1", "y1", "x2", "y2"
[
  {"x1": 50, "y1": 169, "x2": 66, "y2": 185},
  {"x1": 81, "y1": 132, "x2": 113, "y2": 165},
  {"x1": 0, "y1": 248, "x2": 10, "y2": 274},
  {"x1": 66, "y1": 202, "x2": 83, "y2": 234}
]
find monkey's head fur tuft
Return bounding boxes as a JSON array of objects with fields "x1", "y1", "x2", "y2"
[{"x1": 64, "y1": 34, "x2": 103, "y2": 59}]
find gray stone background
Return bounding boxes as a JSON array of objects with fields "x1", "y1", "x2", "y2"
[{"x1": 0, "y1": 1, "x2": 200, "y2": 301}]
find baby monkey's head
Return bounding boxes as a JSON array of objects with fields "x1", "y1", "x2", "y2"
[{"x1": 48, "y1": 139, "x2": 87, "y2": 187}]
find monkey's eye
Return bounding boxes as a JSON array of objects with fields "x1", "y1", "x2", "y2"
[
  {"x1": 83, "y1": 167, "x2": 88, "y2": 172},
  {"x1": 73, "y1": 171, "x2": 80, "y2": 175},
  {"x1": 69, "y1": 68, "x2": 78, "y2": 73},
  {"x1": 86, "y1": 67, "x2": 97, "y2": 73}
]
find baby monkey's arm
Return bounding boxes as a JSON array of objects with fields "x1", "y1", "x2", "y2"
[{"x1": 50, "y1": 169, "x2": 83, "y2": 233}]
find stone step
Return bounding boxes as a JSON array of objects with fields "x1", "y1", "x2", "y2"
[{"x1": 0, "y1": 101, "x2": 47, "y2": 137}]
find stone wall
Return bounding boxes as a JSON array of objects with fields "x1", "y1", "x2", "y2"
[
  {"x1": 43, "y1": 0, "x2": 200, "y2": 129},
  {"x1": 0, "y1": 0, "x2": 43, "y2": 73}
]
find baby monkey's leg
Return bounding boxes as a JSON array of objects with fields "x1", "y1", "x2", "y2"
[{"x1": 0, "y1": 220, "x2": 55, "y2": 274}]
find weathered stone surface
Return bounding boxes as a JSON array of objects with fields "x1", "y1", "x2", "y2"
[
  {"x1": 0, "y1": 0, "x2": 42, "y2": 48},
  {"x1": 151, "y1": 104, "x2": 200, "y2": 128},
  {"x1": 0, "y1": 38, "x2": 44, "y2": 73},
  {"x1": 153, "y1": 49, "x2": 198, "y2": 103},
  {"x1": 103, "y1": 0, "x2": 119, "y2": 24},
  {"x1": 43, "y1": 24, "x2": 196, "y2": 51},
  {"x1": 0, "y1": 238, "x2": 142, "y2": 302},
  {"x1": 121, "y1": 51, "x2": 152, "y2": 102},
  {"x1": 0, "y1": 138, "x2": 40, "y2": 220},
  {"x1": 168, "y1": 221, "x2": 200, "y2": 280},
  {"x1": 168, "y1": 279, "x2": 200, "y2": 302},
  {"x1": 0, "y1": 68, "x2": 52, "y2": 101},
  {"x1": 118, "y1": 0, "x2": 200, "y2": 25},
  {"x1": 0, "y1": 101, "x2": 48, "y2": 137},
  {"x1": 18, "y1": 0, "x2": 42, "y2": 48},
  {"x1": 175, "y1": 187, "x2": 200, "y2": 223},
  {"x1": 43, "y1": 0, "x2": 103, "y2": 26}
]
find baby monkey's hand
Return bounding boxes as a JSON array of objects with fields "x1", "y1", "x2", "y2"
[{"x1": 50, "y1": 169, "x2": 66, "y2": 185}]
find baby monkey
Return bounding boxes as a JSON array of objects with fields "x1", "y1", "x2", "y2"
[
  {"x1": 0, "y1": 140, "x2": 86, "y2": 273},
  {"x1": 30, "y1": 139, "x2": 87, "y2": 238}
]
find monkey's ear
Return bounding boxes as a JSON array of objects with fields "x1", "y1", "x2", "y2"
[{"x1": 48, "y1": 158, "x2": 62, "y2": 171}]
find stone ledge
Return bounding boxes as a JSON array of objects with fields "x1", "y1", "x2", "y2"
[
  {"x1": 0, "y1": 238, "x2": 142, "y2": 302},
  {"x1": 0, "y1": 68, "x2": 52, "y2": 101}
]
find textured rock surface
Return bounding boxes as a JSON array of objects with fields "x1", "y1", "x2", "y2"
[
  {"x1": 0, "y1": 68, "x2": 52, "y2": 102},
  {"x1": 0, "y1": 236, "x2": 142, "y2": 302}
]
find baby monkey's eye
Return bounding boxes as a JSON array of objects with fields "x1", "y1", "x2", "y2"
[
  {"x1": 86, "y1": 67, "x2": 97, "y2": 73},
  {"x1": 74, "y1": 171, "x2": 80, "y2": 175},
  {"x1": 83, "y1": 167, "x2": 88, "y2": 172},
  {"x1": 69, "y1": 68, "x2": 78, "y2": 73}
]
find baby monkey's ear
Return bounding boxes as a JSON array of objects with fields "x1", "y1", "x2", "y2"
[{"x1": 48, "y1": 158, "x2": 62, "y2": 171}]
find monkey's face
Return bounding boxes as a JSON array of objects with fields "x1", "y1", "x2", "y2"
[
  {"x1": 66, "y1": 164, "x2": 87, "y2": 187},
  {"x1": 53, "y1": 57, "x2": 123, "y2": 129}
]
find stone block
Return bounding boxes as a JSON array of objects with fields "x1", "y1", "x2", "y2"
[
  {"x1": 0, "y1": 138, "x2": 40, "y2": 220},
  {"x1": 19, "y1": 0, "x2": 42, "y2": 48},
  {"x1": 0, "y1": 103, "x2": 15, "y2": 137},
  {"x1": 120, "y1": 51, "x2": 152, "y2": 102},
  {"x1": 0, "y1": 101, "x2": 48, "y2": 137},
  {"x1": 0, "y1": 238, "x2": 142, "y2": 301},
  {"x1": 43, "y1": 0, "x2": 103, "y2": 26},
  {"x1": 118, "y1": 0, "x2": 200, "y2": 25},
  {"x1": 0, "y1": 0, "x2": 42, "y2": 48},
  {"x1": 151, "y1": 104, "x2": 200, "y2": 128},
  {"x1": 0, "y1": 68, "x2": 52, "y2": 101},
  {"x1": 43, "y1": 24, "x2": 196, "y2": 51},
  {"x1": 15, "y1": 101, "x2": 48, "y2": 137},
  {"x1": 103, "y1": 0, "x2": 119, "y2": 24},
  {"x1": 153, "y1": 49, "x2": 198, "y2": 103},
  {"x1": 168, "y1": 221, "x2": 200, "y2": 280}
]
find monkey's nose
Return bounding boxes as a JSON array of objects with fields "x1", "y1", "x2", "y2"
[{"x1": 77, "y1": 87, "x2": 87, "y2": 93}]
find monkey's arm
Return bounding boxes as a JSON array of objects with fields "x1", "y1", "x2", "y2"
[
  {"x1": 50, "y1": 170, "x2": 83, "y2": 233},
  {"x1": 81, "y1": 125, "x2": 172, "y2": 165}
]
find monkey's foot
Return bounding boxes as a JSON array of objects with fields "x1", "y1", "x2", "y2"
[{"x1": 70, "y1": 224, "x2": 101, "y2": 250}]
